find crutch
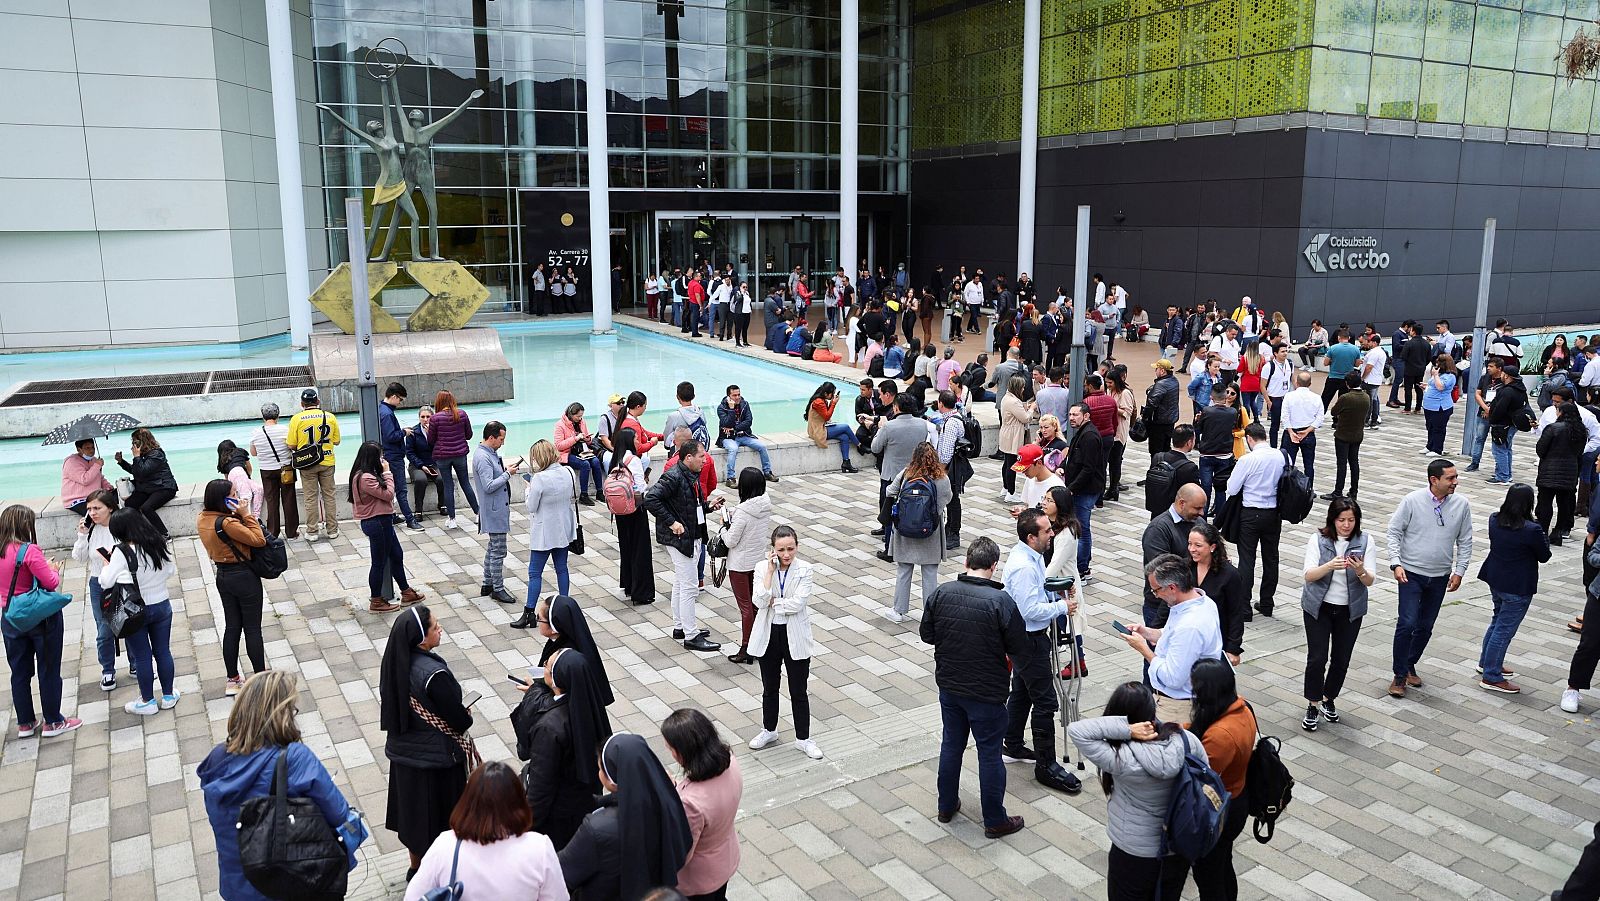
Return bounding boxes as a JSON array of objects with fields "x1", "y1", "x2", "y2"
[{"x1": 1045, "y1": 575, "x2": 1085, "y2": 771}]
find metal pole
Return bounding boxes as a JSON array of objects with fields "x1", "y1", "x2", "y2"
[
  {"x1": 584, "y1": 0, "x2": 614, "y2": 333},
  {"x1": 1066, "y1": 206, "x2": 1091, "y2": 417},
  {"x1": 1016, "y1": 0, "x2": 1041, "y2": 277},
  {"x1": 1459, "y1": 217, "x2": 1495, "y2": 455},
  {"x1": 839, "y1": 0, "x2": 859, "y2": 277},
  {"x1": 345, "y1": 198, "x2": 381, "y2": 446},
  {"x1": 266, "y1": 0, "x2": 312, "y2": 348}
]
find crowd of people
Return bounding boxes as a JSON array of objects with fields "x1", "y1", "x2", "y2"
[{"x1": 13, "y1": 262, "x2": 1600, "y2": 900}]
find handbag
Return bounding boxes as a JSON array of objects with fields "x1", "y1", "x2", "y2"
[
  {"x1": 3, "y1": 544, "x2": 73, "y2": 632},
  {"x1": 421, "y1": 839, "x2": 465, "y2": 901},
  {"x1": 708, "y1": 513, "x2": 731, "y2": 559},
  {"x1": 101, "y1": 545, "x2": 147, "y2": 639},
  {"x1": 262, "y1": 427, "x2": 295, "y2": 484},
  {"x1": 237, "y1": 749, "x2": 351, "y2": 901},
  {"x1": 1129, "y1": 398, "x2": 1148, "y2": 443},
  {"x1": 567, "y1": 470, "x2": 585, "y2": 555}
]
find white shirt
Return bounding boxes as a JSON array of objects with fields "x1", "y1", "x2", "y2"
[
  {"x1": 1281, "y1": 387, "x2": 1324, "y2": 429},
  {"x1": 1209, "y1": 335, "x2": 1241, "y2": 370},
  {"x1": 1094, "y1": 281, "x2": 1106, "y2": 307},
  {"x1": 1304, "y1": 534, "x2": 1353, "y2": 607},
  {"x1": 1581, "y1": 358, "x2": 1600, "y2": 388},
  {"x1": 96, "y1": 546, "x2": 175, "y2": 603},
  {"x1": 1147, "y1": 592, "x2": 1224, "y2": 700},
  {"x1": 644, "y1": 275, "x2": 659, "y2": 294},
  {"x1": 1111, "y1": 285, "x2": 1128, "y2": 310},
  {"x1": 250, "y1": 422, "x2": 291, "y2": 471},
  {"x1": 1263, "y1": 358, "x2": 1294, "y2": 397},
  {"x1": 1360, "y1": 347, "x2": 1388, "y2": 386},
  {"x1": 710, "y1": 282, "x2": 731, "y2": 306},
  {"x1": 1226, "y1": 442, "x2": 1286, "y2": 508},
  {"x1": 1020, "y1": 473, "x2": 1064, "y2": 509},
  {"x1": 1536, "y1": 403, "x2": 1600, "y2": 454},
  {"x1": 963, "y1": 281, "x2": 984, "y2": 307}
]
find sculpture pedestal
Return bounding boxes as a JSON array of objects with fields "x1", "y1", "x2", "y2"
[{"x1": 308, "y1": 328, "x2": 513, "y2": 412}]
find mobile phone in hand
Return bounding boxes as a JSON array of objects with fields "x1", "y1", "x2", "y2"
[
  {"x1": 1111, "y1": 620, "x2": 1133, "y2": 636},
  {"x1": 461, "y1": 690, "x2": 483, "y2": 708},
  {"x1": 507, "y1": 674, "x2": 529, "y2": 686}
]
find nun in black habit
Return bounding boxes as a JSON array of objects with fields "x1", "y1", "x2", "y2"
[
  {"x1": 535, "y1": 594, "x2": 616, "y2": 707},
  {"x1": 515, "y1": 648, "x2": 613, "y2": 850},
  {"x1": 559, "y1": 732, "x2": 693, "y2": 901},
  {"x1": 379, "y1": 606, "x2": 478, "y2": 875}
]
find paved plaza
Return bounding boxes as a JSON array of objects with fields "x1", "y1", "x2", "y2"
[{"x1": 2, "y1": 357, "x2": 1598, "y2": 901}]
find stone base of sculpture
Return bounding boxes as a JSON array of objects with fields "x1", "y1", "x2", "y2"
[{"x1": 308, "y1": 328, "x2": 513, "y2": 411}]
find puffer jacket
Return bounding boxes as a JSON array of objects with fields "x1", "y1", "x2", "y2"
[
  {"x1": 1068, "y1": 717, "x2": 1209, "y2": 858},
  {"x1": 643, "y1": 461, "x2": 707, "y2": 556},
  {"x1": 722, "y1": 493, "x2": 773, "y2": 572},
  {"x1": 426, "y1": 408, "x2": 473, "y2": 459},
  {"x1": 919, "y1": 574, "x2": 1028, "y2": 705},
  {"x1": 117, "y1": 447, "x2": 178, "y2": 493},
  {"x1": 1536, "y1": 418, "x2": 1585, "y2": 489},
  {"x1": 1147, "y1": 374, "x2": 1180, "y2": 425}
]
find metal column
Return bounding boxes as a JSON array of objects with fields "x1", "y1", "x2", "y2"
[
  {"x1": 584, "y1": 0, "x2": 614, "y2": 333},
  {"x1": 1016, "y1": 0, "x2": 1042, "y2": 277},
  {"x1": 1459, "y1": 218, "x2": 1495, "y2": 455},
  {"x1": 839, "y1": 0, "x2": 859, "y2": 276}
]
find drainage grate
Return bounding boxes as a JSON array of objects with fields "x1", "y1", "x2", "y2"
[{"x1": 1, "y1": 366, "x2": 313, "y2": 408}]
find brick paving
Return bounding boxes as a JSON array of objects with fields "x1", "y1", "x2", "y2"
[{"x1": 2, "y1": 337, "x2": 1597, "y2": 901}]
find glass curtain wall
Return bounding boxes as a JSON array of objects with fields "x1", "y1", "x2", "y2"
[{"x1": 311, "y1": 0, "x2": 911, "y2": 299}]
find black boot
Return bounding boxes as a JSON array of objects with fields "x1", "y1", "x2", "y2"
[
  {"x1": 509, "y1": 609, "x2": 536, "y2": 629},
  {"x1": 1035, "y1": 760, "x2": 1082, "y2": 794}
]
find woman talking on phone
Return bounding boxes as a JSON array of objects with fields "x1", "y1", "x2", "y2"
[
  {"x1": 1299, "y1": 497, "x2": 1374, "y2": 732},
  {"x1": 197, "y1": 478, "x2": 268, "y2": 698},
  {"x1": 746, "y1": 525, "x2": 822, "y2": 760}
]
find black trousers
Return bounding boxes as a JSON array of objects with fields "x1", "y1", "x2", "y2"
[
  {"x1": 616, "y1": 509, "x2": 655, "y2": 604},
  {"x1": 1107, "y1": 440, "x2": 1127, "y2": 496},
  {"x1": 1001, "y1": 453, "x2": 1018, "y2": 493},
  {"x1": 1537, "y1": 486, "x2": 1577, "y2": 536},
  {"x1": 733, "y1": 310, "x2": 751, "y2": 344},
  {"x1": 1004, "y1": 630, "x2": 1058, "y2": 760},
  {"x1": 946, "y1": 489, "x2": 963, "y2": 540},
  {"x1": 1333, "y1": 437, "x2": 1361, "y2": 498},
  {"x1": 1238, "y1": 507, "x2": 1281, "y2": 614},
  {"x1": 1571, "y1": 589, "x2": 1600, "y2": 691},
  {"x1": 1402, "y1": 376, "x2": 1423, "y2": 412},
  {"x1": 1190, "y1": 794, "x2": 1250, "y2": 901},
  {"x1": 759, "y1": 625, "x2": 810, "y2": 739},
  {"x1": 216, "y1": 563, "x2": 265, "y2": 679},
  {"x1": 125, "y1": 488, "x2": 177, "y2": 537},
  {"x1": 1321, "y1": 377, "x2": 1350, "y2": 409},
  {"x1": 1147, "y1": 421, "x2": 1173, "y2": 457},
  {"x1": 1559, "y1": 817, "x2": 1600, "y2": 901},
  {"x1": 1107, "y1": 844, "x2": 1188, "y2": 901},
  {"x1": 1304, "y1": 603, "x2": 1362, "y2": 701}
]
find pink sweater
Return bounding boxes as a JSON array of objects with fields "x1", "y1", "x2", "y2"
[
  {"x1": 403, "y1": 831, "x2": 568, "y2": 901},
  {"x1": 352, "y1": 471, "x2": 395, "y2": 521},
  {"x1": 60, "y1": 456, "x2": 112, "y2": 505},
  {"x1": 675, "y1": 754, "x2": 744, "y2": 895},
  {"x1": 553, "y1": 417, "x2": 592, "y2": 464},
  {"x1": 1, "y1": 543, "x2": 61, "y2": 609}
]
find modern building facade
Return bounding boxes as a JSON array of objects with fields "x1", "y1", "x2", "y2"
[{"x1": 910, "y1": 0, "x2": 1600, "y2": 329}]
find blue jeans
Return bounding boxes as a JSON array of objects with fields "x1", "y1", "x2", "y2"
[
  {"x1": 1393, "y1": 572, "x2": 1449, "y2": 679},
  {"x1": 2, "y1": 611, "x2": 64, "y2": 726},
  {"x1": 436, "y1": 455, "x2": 480, "y2": 518},
  {"x1": 360, "y1": 516, "x2": 410, "y2": 596},
  {"x1": 385, "y1": 454, "x2": 416, "y2": 524},
  {"x1": 671, "y1": 299, "x2": 683, "y2": 326},
  {"x1": 937, "y1": 690, "x2": 1010, "y2": 828},
  {"x1": 565, "y1": 456, "x2": 606, "y2": 495},
  {"x1": 1466, "y1": 414, "x2": 1489, "y2": 467},
  {"x1": 1479, "y1": 590, "x2": 1532, "y2": 683},
  {"x1": 124, "y1": 600, "x2": 175, "y2": 702},
  {"x1": 1388, "y1": 357, "x2": 1406, "y2": 404},
  {"x1": 1282, "y1": 430, "x2": 1316, "y2": 485},
  {"x1": 526, "y1": 547, "x2": 571, "y2": 610},
  {"x1": 87, "y1": 579, "x2": 114, "y2": 677},
  {"x1": 707, "y1": 302, "x2": 722, "y2": 336},
  {"x1": 722, "y1": 436, "x2": 773, "y2": 480},
  {"x1": 1070, "y1": 490, "x2": 1098, "y2": 575},
  {"x1": 1491, "y1": 429, "x2": 1514, "y2": 482},
  {"x1": 1198, "y1": 456, "x2": 1233, "y2": 516},
  {"x1": 825, "y1": 423, "x2": 859, "y2": 461}
]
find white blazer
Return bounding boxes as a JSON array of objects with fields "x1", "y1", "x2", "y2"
[{"x1": 747, "y1": 559, "x2": 815, "y2": 660}]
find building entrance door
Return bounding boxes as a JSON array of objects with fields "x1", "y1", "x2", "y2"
[{"x1": 648, "y1": 213, "x2": 840, "y2": 303}]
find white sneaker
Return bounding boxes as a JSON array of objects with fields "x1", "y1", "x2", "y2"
[
  {"x1": 158, "y1": 692, "x2": 181, "y2": 710},
  {"x1": 883, "y1": 610, "x2": 906, "y2": 623},
  {"x1": 1561, "y1": 689, "x2": 1581, "y2": 713},
  {"x1": 445, "y1": 516, "x2": 458, "y2": 530},
  {"x1": 749, "y1": 729, "x2": 780, "y2": 750},
  {"x1": 795, "y1": 739, "x2": 824, "y2": 760},
  {"x1": 124, "y1": 698, "x2": 158, "y2": 716},
  {"x1": 303, "y1": 529, "x2": 320, "y2": 542}
]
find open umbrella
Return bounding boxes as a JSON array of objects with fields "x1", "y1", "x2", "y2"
[{"x1": 40, "y1": 413, "x2": 142, "y2": 446}]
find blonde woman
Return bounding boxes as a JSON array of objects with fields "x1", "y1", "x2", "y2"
[
  {"x1": 1037, "y1": 413, "x2": 1069, "y2": 472},
  {"x1": 515, "y1": 439, "x2": 578, "y2": 630},
  {"x1": 199, "y1": 671, "x2": 364, "y2": 900},
  {"x1": 999, "y1": 376, "x2": 1036, "y2": 502}
]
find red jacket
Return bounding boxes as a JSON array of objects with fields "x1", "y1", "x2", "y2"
[{"x1": 1084, "y1": 391, "x2": 1118, "y2": 438}]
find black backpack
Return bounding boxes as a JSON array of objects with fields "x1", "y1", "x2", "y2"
[
  {"x1": 237, "y1": 749, "x2": 350, "y2": 901},
  {"x1": 1144, "y1": 457, "x2": 1181, "y2": 516},
  {"x1": 959, "y1": 411, "x2": 982, "y2": 459},
  {"x1": 215, "y1": 518, "x2": 288, "y2": 580},
  {"x1": 1277, "y1": 466, "x2": 1314, "y2": 524},
  {"x1": 1244, "y1": 704, "x2": 1294, "y2": 843},
  {"x1": 892, "y1": 476, "x2": 941, "y2": 539},
  {"x1": 1161, "y1": 729, "x2": 1231, "y2": 862}
]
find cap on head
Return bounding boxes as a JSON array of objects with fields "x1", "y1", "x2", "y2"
[
  {"x1": 607, "y1": 393, "x2": 625, "y2": 405},
  {"x1": 1151, "y1": 359, "x2": 1174, "y2": 371},
  {"x1": 1012, "y1": 444, "x2": 1045, "y2": 472},
  {"x1": 301, "y1": 388, "x2": 319, "y2": 404}
]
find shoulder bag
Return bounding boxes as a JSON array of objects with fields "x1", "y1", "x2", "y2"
[
  {"x1": 238, "y1": 749, "x2": 351, "y2": 901},
  {"x1": 291, "y1": 412, "x2": 329, "y2": 470},
  {"x1": 1129, "y1": 394, "x2": 1148, "y2": 443},
  {"x1": 262, "y1": 427, "x2": 295, "y2": 485},
  {"x1": 567, "y1": 469, "x2": 585, "y2": 555},
  {"x1": 421, "y1": 839, "x2": 465, "y2": 901},
  {"x1": 3, "y1": 544, "x2": 73, "y2": 632},
  {"x1": 100, "y1": 545, "x2": 147, "y2": 639}
]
